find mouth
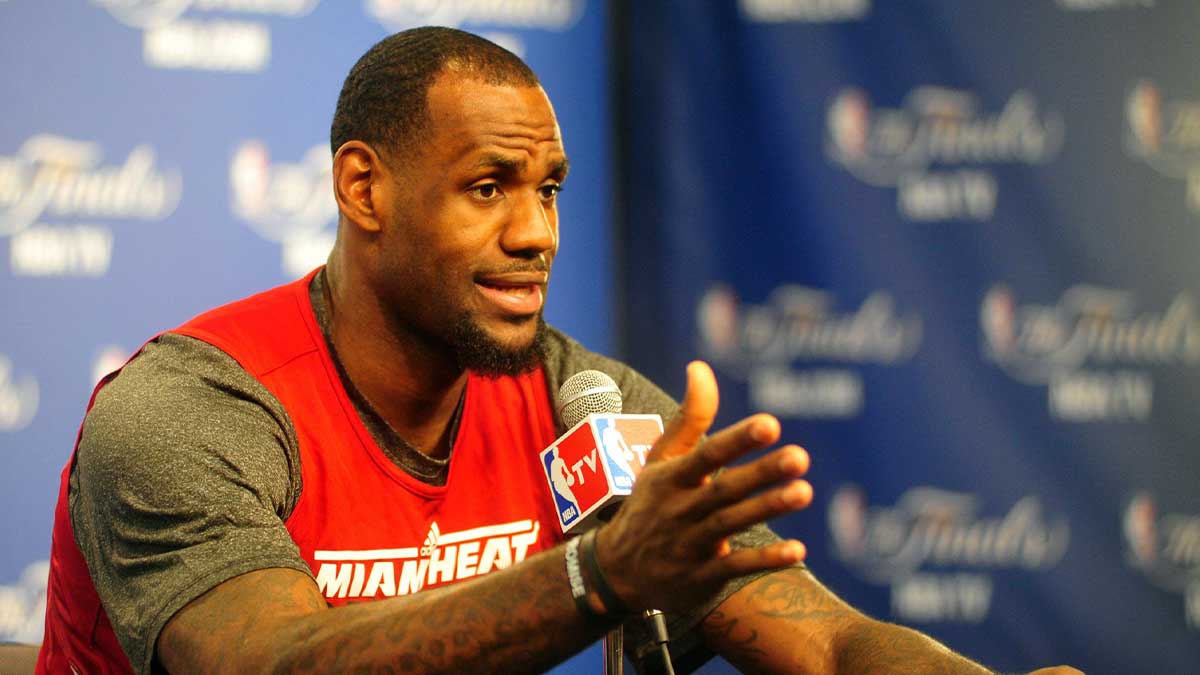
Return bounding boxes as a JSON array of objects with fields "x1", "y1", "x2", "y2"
[{"x1": 474, "y1": 272, "x2": 547, "y2": 317}]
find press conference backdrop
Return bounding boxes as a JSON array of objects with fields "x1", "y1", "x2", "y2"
[
  {"x1": 617, "y1": 2, "x2": 1200, "y2": 674},
  {"x1": 0, "y1": 1, "x2": 614, "y2": 673}
]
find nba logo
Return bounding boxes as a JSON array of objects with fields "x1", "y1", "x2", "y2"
[
  {"x1": 594, "y1": 416, "x2": 661, "y2": 490},
  {"x1": 540, "y1": 414, "x2": 664, "y2": 534},
  {"x1": 543, "y1": 445, "x2": 585, "y2": 528}
]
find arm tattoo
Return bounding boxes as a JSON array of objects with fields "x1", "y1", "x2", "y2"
[
  {"x1": 704, "y1": 609, "x2": 767, "y2": 660},
  {"x1": 707, "y1": 568, "x2": 995, "y2": 675},
  {"x1": 160, "y1": 550, "x2": 615, "y2": 675},
  {"x1": 741, "y1": 567, "x2": 852, "y2": 623},
  {"x1": 277, "y1": 552, "x2": 612, "y2": 674}
]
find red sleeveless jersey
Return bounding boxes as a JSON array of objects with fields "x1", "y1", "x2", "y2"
[{"x1": 38, "y1": 269, "x2": 564, "y2": 673}]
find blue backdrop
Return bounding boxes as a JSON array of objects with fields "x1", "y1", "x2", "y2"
[{"x1": 617, "y1": 2, "x2": 1199, "y2": 674}]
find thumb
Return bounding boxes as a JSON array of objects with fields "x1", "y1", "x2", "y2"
[{"x1": 647, "y1": 361, "x2": 719, "y2": 463}]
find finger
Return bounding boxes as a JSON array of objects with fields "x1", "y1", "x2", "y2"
[
  {"x1": 688, "y1": 446, "x2": 810, "y2": 515},
  {"x1": 646, "y1": 361, "x2": 719, "y2": 464},
  {"x1": 671, "y1": 414, "x2": 781, "y2": 487},
  {"x1": 696, "y1": 540, "x2": 806, "y2": 584},
  {"x1": 699, "y1": 480, "x2": 813, "y2": 540}
]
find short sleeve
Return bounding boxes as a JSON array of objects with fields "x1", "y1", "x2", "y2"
[{"x1": 69, "y1": 333, "x2": 311, "y2": 674}]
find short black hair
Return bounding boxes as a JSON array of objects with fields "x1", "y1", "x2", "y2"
[{"x1": 330, "y1": 27, "x2": 541, "y2": 159}]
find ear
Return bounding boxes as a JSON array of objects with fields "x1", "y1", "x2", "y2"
[{"x1": 333, "y1": 140, "x2": 386, "y2": 234}]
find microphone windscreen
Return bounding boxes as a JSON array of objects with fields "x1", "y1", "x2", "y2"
[{"x1": 557, "y1": 370, "x2": 622, "y2": 428}]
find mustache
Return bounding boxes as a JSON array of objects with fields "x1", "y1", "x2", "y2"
[{"x1": 480, "y1": 254, "x2": 550, "y2": 276}]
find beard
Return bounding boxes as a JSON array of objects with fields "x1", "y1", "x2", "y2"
[{"x1": 448, "y1": 312, "x2": 548, "y2": 377}]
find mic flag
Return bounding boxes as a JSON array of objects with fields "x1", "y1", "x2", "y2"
[{"x1": 541, "y1": 370, "x2": 664, "y2": 534}]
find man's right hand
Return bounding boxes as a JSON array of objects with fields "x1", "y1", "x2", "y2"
[{"x1": 595, "y1": 361, "x2": 812, "y2": 614}]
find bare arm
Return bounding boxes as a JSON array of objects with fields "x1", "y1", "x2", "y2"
[
  {"x1": 158, "y1": 548, "x2": 609, "y2": 673},
  {"x1": 699, "y1": 567, "x2": 984, "y2": 674},
  {"x1": 701, "y1": 567, "x2": 1083, "y2": 675}
]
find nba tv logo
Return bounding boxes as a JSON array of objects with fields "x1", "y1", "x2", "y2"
[{"x1": 541, "y1": 414, "x2": 663, "y2": 534}]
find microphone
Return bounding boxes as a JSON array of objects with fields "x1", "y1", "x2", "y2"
[
  {"x1": 544, "y1": 370, "x2": 675, "y2": 675},
  {"x1": 541, "y1": 370, "x2": 663, "y2": 534},
  {"x1": 557, "y1": 369, "x2": 624, "y2": 422}
]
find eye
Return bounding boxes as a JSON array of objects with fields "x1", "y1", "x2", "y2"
[
  {"x1": 538, "y1": 183, "x2": 562, "y2": 201},
  {"x1": 470, "y1": 183, "x2": 502, "y2": 201}
]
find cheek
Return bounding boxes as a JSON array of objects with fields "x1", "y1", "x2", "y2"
[
  {"x1": 392, "y1": 198, "x2": 507, "y2": 277},
  {"x1": 415, "y1": 245, "x2": 485, "y2": 301}
]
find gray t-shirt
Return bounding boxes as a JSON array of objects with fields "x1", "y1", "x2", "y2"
[{"x1": 69, "y1": 272, "x2": 779, "y2": 674}]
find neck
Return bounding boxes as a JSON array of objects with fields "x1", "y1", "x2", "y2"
[{"x1": 324, "y1": 259, "x2": 467, "y2": 459}]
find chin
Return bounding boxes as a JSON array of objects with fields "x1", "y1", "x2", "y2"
[
  {"x1": 450, "y1": 313, "x2": 547, "y2": 377},
  {"x1": 492, "y1": 316, "x2": 543, "y2": 345}
]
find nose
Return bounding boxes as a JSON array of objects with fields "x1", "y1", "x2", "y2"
[{"x1": 501, "y1": 190, "x2": 557, "y2": 259}]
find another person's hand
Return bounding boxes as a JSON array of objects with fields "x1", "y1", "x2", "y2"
[
  {"x1": 596, "y1": 361, "x2": 812, "y2": 614},
  {"x1": 1028, "y1": 668, "x2": 1086, "y2": 675}
]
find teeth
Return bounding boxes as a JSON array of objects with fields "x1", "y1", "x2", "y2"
[{"x1": 482, "y1": 282, "x2": 532, "y2": 296}]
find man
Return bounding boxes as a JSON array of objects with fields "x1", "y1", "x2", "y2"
[{"x1": 38, "y1": 28, "x2": 1080, "y2": 674}]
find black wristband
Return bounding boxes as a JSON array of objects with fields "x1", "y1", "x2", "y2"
[
  {"x1": 564, "y1": 535, "x2": 597, "y2": 619},
  {"x1": 580, "y1": 529, "x2": 631, "y2": 617}
]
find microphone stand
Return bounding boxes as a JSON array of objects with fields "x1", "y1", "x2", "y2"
[
  {"x1": 603, "y1": 626, "x2": 624, "y2": 675},
  {"x1": 604, "y1": 610, "x2": 674, "y2": 675}
]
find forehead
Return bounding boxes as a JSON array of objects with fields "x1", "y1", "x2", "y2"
[{"x1": 422, "y1": 72, "x2": 565, "y2": 164}]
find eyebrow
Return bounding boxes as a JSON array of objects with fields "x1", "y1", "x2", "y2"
[
  {"x1": 550, "y1": 158, "x2": 570, "y2": 180},
  {"x1": 473, "y1": 153, "x2": 524, "y2": 173},
  {"x1": 471, "y1": 154, "x2": 570, "y2": 180}
]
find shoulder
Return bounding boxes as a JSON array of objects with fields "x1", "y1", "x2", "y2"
[
  {"x1": 541, "y1": 326, "x2": 678, "y2": 420},
  {"x1": 86, "y1": 333, "x2": 292, "y2": 446},
  {"x1": 78, "y1": 333, "x2": 301, "y2": 515}
]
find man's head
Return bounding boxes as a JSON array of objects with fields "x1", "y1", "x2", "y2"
[
  {"x1": 330, "y1": 27, "x2": 541, "y2": 161},
  {"x1": 330, "y1": 28, "x2": 568, "y2": 377}
]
